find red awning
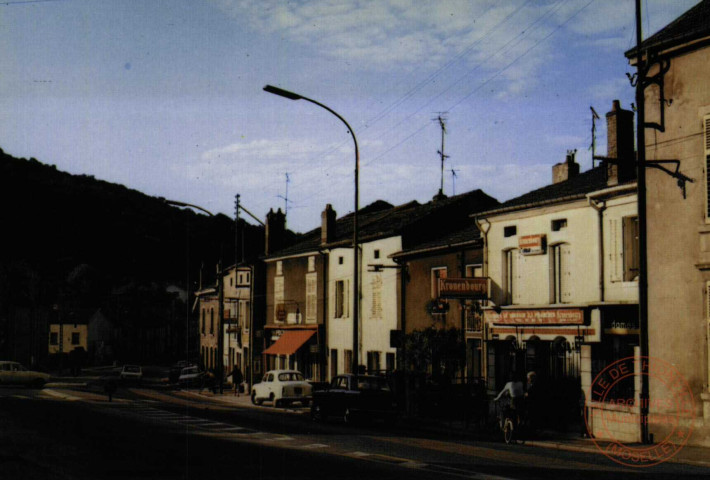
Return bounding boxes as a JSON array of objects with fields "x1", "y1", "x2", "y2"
[{"x1": 263, "y1": 330, "x2": 316, "y2": 356}]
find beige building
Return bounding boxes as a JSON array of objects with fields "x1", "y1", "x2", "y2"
[
  {"x1": 476, "y1": 102, "x2": 639, "y2": 439},
  {"x1": 626, "y1": 1, "x2": 710, "y2": 445},
  {"x1": 48, "y1": 322, "x2": 88, "y2": 355}
]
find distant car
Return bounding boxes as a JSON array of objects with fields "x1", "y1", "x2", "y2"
[
  {"x1": 178, "y1": 366, "x2": 204, "y2": 387},
  {"x1": 0, "y1": 361, "x2": 50, "y2": 388},
  {"x1": 119, "y1": 365, "x2": 143, "y2": 382},
  {"x1": 311, "y1": 374, "x2": 397, "y2": 424},
  {"x1": 251, "y1": 370, "x2": 312, "y2": 407}
]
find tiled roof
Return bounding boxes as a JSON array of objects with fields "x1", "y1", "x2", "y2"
[
  {"x1": 477, "y1": 166, "x2": 610, "y2": 216},
  {"x1": 625, "y1": 0, "x2": 710, "y2": 57},
  {"x1": 266, "y1": 189, "x2": 498, "y2": 259},
  {"x1": 391, "y1": 222, "x2": 482, "y2": 259}
]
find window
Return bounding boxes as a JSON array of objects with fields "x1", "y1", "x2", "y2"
[
  {"x1": 374, "y1": 249, "x2": 380, "y2": 259},
  {"x1": 704, "y1": 115, "x2": 710, "y2": 220},
  {"x1": 623, "y1": 216, "x2": 639, "y2": 281},
  {"x1": 274, "y1": 276, "x2": 284, "y2": 322},
  {"x1": 210, "y1": 308, "x2": 214, "y2": 334},
  {"x1": 431, "y1": 267, "x2": 447, "y2": 298},
  {"x1": 386, "y1": 352, "x2": 395, "y2": 372},
  {"x1": 465, "y1": 264, "x2": 482, "y2": 278},
  {"x1": 335, "y1": 280, "x2": 349, "y2": 318},
  {"x1": 230, "y1": 277, "x2": 233, "y2": 287},
  {"x1": 503, "y1": 249, "x2": 518, "y2": 305},
  {"x1": 370, "y1": 275, "x2": 382, "y2": 319},
  {"x1": 552, "y1": 219, "x2": 568, "y2": 231},
  {"x1": 308, "y1": 256, "x2": 316, "y2": 272},
  {"x1": 201, "y1": 309, "x2": 206, "y2": 334},
  {"x1": 338, "y1": 256, "x2": 344, "y2": 265},
  {"x1": 550, "y1": 244, "x2": 571, "y2": 303},
  {"x1": 344, "y1": 350, "x2": 353, "y2": 374},
  {"x1": 306, "y1": 273, "x2": 317, "y2": 323},
  {"x1": 49, "y1": 332, "x2": 58, "y2": 345},
  {"x1": 504, "y1": 225, "x2": 517, "y2": 237},
  {"x1": 276, "y1": 261, "x2": 283, "y2": 276},
  {"x1": 71, "y1": 332, "x2": 80, "y2": 345},
  {"x1": 238, "y1": 301, "x2": 250, "y2": 328},
  {"x1": 367, "y1": 351, "x2": 381, "y2": 374},
  {"x1": 330, "y1": 349, "x2": 338, "y2": 378}
]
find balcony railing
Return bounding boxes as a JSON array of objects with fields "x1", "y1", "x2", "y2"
[{"x1": 466, "y1": 315, "x2": 483, "y2": 333}]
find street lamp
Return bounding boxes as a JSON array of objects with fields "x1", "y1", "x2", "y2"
[
  {"x1": 165, "y1": 198, "x2": 226, "y2": 394},
  {"x1": 263, "y1": 85, "x2": 361, "y2": 375}
]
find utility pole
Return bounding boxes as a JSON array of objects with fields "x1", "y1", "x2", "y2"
[
  {"x1": 634, "y1": 0, "x2": 650, "y2": 445},
  {"x1": 235, "y1": 194, "x2": 241, "y2": 265},
  {"x1": 435, "y1": 113, "x2": 449, "y2": 197}
]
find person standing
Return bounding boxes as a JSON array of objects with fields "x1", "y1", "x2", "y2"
[{"x1": 232, "y1": 366, "x2": 243, "y2": 397}]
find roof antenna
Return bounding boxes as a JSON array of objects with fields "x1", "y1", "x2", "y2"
[
  {"x1": 590, "y1": 106, "x2": 600, "y2": 168},
  {"x1": 433, "y1": 113, "x2": 449, "y2": 198},
  {"x1": 450, "y1": 167, "x2": 460, "y2": 195},
  {"x1": 276, "y1": 172, "x2": 292, "y2": 227}
]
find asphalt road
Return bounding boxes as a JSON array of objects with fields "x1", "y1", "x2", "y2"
[{"x1": 1, "y1": 386, "x2": 709, "y2": 480}]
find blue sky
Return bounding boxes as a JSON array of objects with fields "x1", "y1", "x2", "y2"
[{"x1": 1, "y1": 0, "x2": 698, "y2": 232}]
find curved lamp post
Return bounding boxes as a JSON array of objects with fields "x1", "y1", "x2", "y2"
[
  {"x1": 165, "y1": 198, "x2": 226, "y2": 393},
  {"x1": 263, "y1": 85, "x2": 360, "y2": 376}
]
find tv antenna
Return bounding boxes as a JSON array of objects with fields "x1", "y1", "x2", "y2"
[
  {"x1": 276, "y1": 172, "x2": 292, "y2": 226},
  {"x1": 434, "y1": 113, "x2": 449, "y2": 196},
  {"x1": 450, "y1": 167, "x2": 460, "y2": 195},
  {"x1": 590, "y1": 106, "x2": 600, "y2": 168}
]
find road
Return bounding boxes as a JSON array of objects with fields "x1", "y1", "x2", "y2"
[{"x1": 1, "y1": 385, "x2": 709, "y2": 479}]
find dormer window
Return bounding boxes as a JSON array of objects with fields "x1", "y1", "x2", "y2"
[
  {"x1": 552, "y1": 219, "x2": 567, "y2": 231},
  {"x1": 504, "y1": 226, "x2": 517, "y2": 237}
]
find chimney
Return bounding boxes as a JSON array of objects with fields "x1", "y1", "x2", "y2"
[
  {"x1": 321, "y1": 204, "x2": 337, "y2": 245},
  {"x1": 265, "y1": 208, "x2": 286, "y2": 255},
  {"x1": 552, "y1": 149, "x2": 580, "y2": 184},
  {"x1": 606, "y1": 99, "x2": 635, "y2": 186}
]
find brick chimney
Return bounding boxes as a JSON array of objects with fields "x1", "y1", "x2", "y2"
[
  {"x1": 265, "y1": 208, "x2": 286, "y2": 255},
  {"x1": 606, "y1": 99, "x2": 635, "y2": 186},
  {"x1": 321, "y1": 204, "x2": 337, "y2": 245},
  {"x1": 552, "y1": 149, "x2": 580, "y2": 184}
]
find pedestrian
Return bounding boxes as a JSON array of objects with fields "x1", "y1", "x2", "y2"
[
  {"x1": 104, "y1": 379, "x2": 117, "y2": 402},
  {"x1": 232, "y1": 367, "x2": 243, "y2": 397}
]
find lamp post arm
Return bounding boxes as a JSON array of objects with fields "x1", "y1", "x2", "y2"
[
  {"x1": 164, "y1": 199, "x2": 215, "y2": 217},
  {"x1": 238, "y1": 204, "x2": 265, "y2": 226}
]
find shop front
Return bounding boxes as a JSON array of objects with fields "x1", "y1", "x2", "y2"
[{"x1": 262, "y1": 325, "x2": 321, "y2": 380}]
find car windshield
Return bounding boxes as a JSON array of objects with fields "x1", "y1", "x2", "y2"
[
  {"x1": 124, "y1": 366, "x2": 140, "y2": 373},
  {"x1": 181, "y1": 367, "x2": 198, "y2": 374},
  {"x1": 278, "y1": 372, "x2": 304, "y2": 382},
  {"x1": 357, "y1": 377, "x2": 390, "y2": 391}
]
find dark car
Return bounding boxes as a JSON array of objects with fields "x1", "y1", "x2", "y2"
[{"x1": 311, "y1": 374, "x2": 397, "y2": 424}]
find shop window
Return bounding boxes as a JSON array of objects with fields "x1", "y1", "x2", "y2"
[
  {"x1": 504, "y1": 225, "x2": 517, "y2": 237},
  {"x1": 623, "y1": 216, "x2": 639, "y2": 281},
  {"x1": 550, "y1": 243, "x2": 571, "y2": 303},
  {"x1": 335, "y1": 280, "x2": 349, "y2": 318},
  {"x1": 431, "y1": 267, "x2": 447, "y2": 298}
]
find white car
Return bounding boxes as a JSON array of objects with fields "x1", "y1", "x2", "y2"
[
  {"x1": 251, "y1": 370, "x2": 312, "y2": 407},
  {"x1": 119, "y1": 364, "x2": 143, "y2": 382},
  {"x1": 0, "y1": 361, "x2": 50, "y2": 388}
]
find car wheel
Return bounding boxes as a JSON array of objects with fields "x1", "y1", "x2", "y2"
[
  {"x1": 251, "y1": 391, "x2": 262, "y2": 405},
  {"x1": 311, "y1": 403, "x2": 324, "y2": 422}
]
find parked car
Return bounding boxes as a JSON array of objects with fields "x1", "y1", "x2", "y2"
[
  {"x1": 251, "y1": 370, "x2": 312, "y2": 407},
  {"x1": 311, "y1": 374, "x2": 397, "y2": 424},
  {"x1": 0, "y1": 361, "x2": 50, "y2": 388},
  {"x1": 119, "y1": 364, "x2": 143, "y2": 382},
  {"x1": 178, "y1": 366, "x2": 205, "y2": 388}
]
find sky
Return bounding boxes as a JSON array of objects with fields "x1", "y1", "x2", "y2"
[{"x1": 0, "y1": 0, "x2": 700, "y2": 233}]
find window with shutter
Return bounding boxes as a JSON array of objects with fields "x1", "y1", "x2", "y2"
[
  {"x1": 704, "y1": 115, "x2": 710, "y2": 220},
  {"x1": 608, "y1": 218, "x2": 623, "y2": 282},
  {"x1": 306, "y1": 273, "x2": 317, "y2": 323}
]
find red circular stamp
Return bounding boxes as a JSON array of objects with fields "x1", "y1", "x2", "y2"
[{"x1": 584, "y1": 356, "x2": 695, "y2": 467}]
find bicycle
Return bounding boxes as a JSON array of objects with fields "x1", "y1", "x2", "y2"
[{"x1": 495, "y1": 398, "x2": 522, "y2": 444}]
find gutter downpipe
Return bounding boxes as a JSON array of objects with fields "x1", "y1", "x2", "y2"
[
  {"x1": 319, "y1": 248, "x2": 328, "y2": 382},
  {"x1": 474, "y1": 217, "x2": 491, "y2": 390},
  {"x1": 588, "y1": 198, "x2": 607, "y2": 302}
]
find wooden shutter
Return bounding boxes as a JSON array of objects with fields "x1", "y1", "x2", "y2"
[
  {"x1": 561, "y1": 244, "x2": 572, "y2": 302},
  {"x1": 608, "y1": 218, "x2": 622, "y2": 282},
  {"x1": 513, "y1": 250, "x2": 523, "y2": 304},
  {"x1": 704, "y1": 116, "x2": 710, "y2": 219}
]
